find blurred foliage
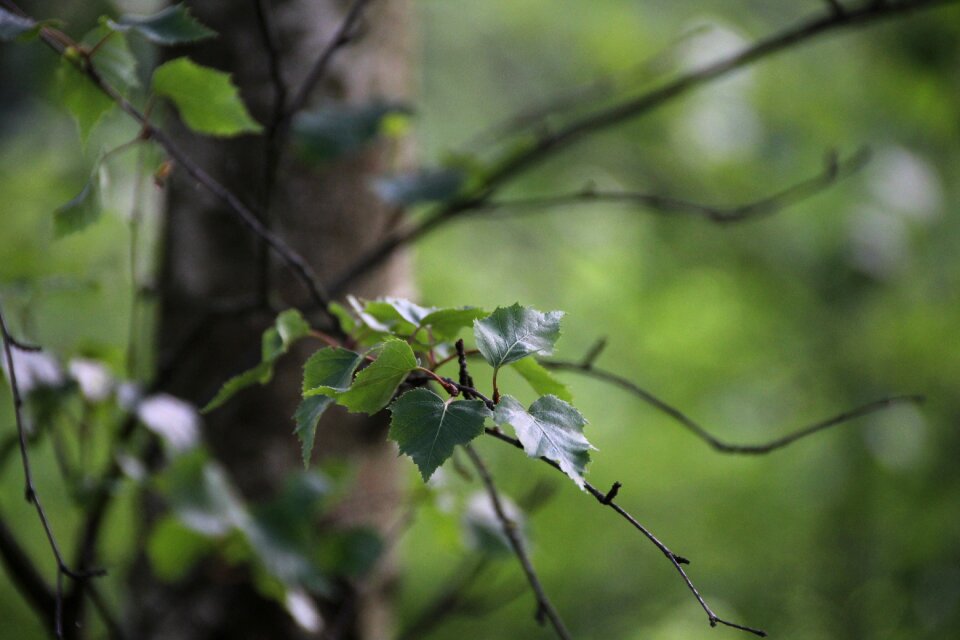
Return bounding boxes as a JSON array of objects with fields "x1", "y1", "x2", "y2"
[{"x1": 1, "y1": 1, "x2": 959, "y2": 639}]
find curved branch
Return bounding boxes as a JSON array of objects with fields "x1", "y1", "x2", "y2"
[
  {"x1": 463, "y1": 444, "x2": 573, "y2": 640},
  {"x1": 543, "y1": 359, "x2": 924, "y2": 454},
  {"x1": 483, "y1": 427, "x2": 766, "y2": 637},
  {"x1": 329, "y1": 0, "x2": 958, "y2": 294},
  {"x1": 472, "y1": 149, "x2": 869, "y2": 224}
]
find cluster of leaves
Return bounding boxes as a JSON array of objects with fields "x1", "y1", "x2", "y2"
[{"x1": 206, "y1": 298, "x2": 595, "y2": 491}]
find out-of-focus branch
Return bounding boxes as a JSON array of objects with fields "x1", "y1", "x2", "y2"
[
  {"x1": 328, "y1": 0, "x2": 959, "y2": 295},
  {"x1": 483, "y1": 427, "x2": 767, "y2": 637},
  {"x1": 0, "y1": 512, "x2": 54, "y2": 625},
  {"x1": 473, "y1": 149, "x2": 869, "y2": 224},
  {"x1": 544, "y1": 357, "x2": 924, "y2": 454},
  {"x1": 463, "y1": 444, "x2": 572, "y2": 640},
  {"x1": 0, "y1": 302, "x2": 103, "y2": 639}
]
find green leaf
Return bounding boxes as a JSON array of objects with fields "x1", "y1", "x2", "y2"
[
  {"x1": 54, "y1": 172, "x2": 100, "y2": 238},
  {"x1": 57, "y1": 58, "x2": 115, "y2": 142},
  {"x1": 336, "y1": 338, "x2": 416, "y2": 413},
  {"x1": 0, "y1": 9, "x2": 37, "y2": 41},
  {"x1": 147, "y1": 516, "x2": 217, "y2": 581},
  {"x1": 293, "y1": 396, "x2": 334, "y2": 467},
  {"x1": 302, "y1": 347, "x2": 364, "y2": 397},
  {"x1": 152, "y1": 57, "x2": 262, "y2": 136},
  {"x1": 365, "y1": 297, "x2": 436, "y2": 327},
  {"x1": 494, "y1": 395, "x2": 592, "y2": 490},
  {"x1": 110, "y1": 3, "x2": 215, "y2": 45},
  {"x1": 157, "y1": 451, "x2": 247, "y2": 535},
  {"x1": 372, "y1": 168, "x2": 464, "y2": 206},
  {"x1": 388, "y1": 388, "x2": 490, "y2": 481},
  {"x1": 474, "y1": 304, "x2": 563, "y2": 370},
  {"x1": 204, "y1": 311, "x2": 310, "y2": 412},
  {"x1": 317, "y1": 528, "x2": 383, "y2": 578},
  {"x1": 327, "y1": 302, "x2": 357, "y2": 335},
  {"x1": 292, "y1": 102, "x2": 410, "y2": 163},
  {"x1": 82, "y1": 26, "x2": 138, "y2": 94},
  {"x1": 420, "y1": 307, "x2": 487, "y2": 341},
  {"x1": 276, "y1": 309, "x2": 310, "y2": 345},
  {"x1": 202, "y1": 362, "x2": 271, "y2": 413},
  {"x1": 510, "y1": 358, "x2": 573, "y2": 403}
]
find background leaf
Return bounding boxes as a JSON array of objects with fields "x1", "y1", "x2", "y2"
[
  {"x1": 372, "y1": 168, "x2": 464, "y2": 206},
  {"x1": 0, "y1": 9, "x2": 36, "y2": 41},
  {"x1": 511, "y1": 358, "x2": 573, "y2": 403},
  {"x1": 291, "y1": 102, "x2": 410, "y2": 163},
  {"x1": 474, "y1": 304, "x2": 563, "y2": 370},
  {"x1": 152, "y1": 57, "x2": 262, "y2": 136},
  {"x1": 54, "y1": 172, "x2": 100, "y2": 238},
  {"x1": 388, "y1": 388, "x2": 490, "y2": 481},
  {"x1": 494, "y1": 395, "x2": 592, "y2": 489},
  {"x1": 110, "y1": 3, "x2": 215, "y2": 45},
  {"x1": 82, "y1": 26, "x2": 138, "y2": 94},
  {"x1": 57, "y1": 58, "x2": 114, "y2": 142}
]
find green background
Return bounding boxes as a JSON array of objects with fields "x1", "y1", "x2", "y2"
[{"x1": 2, "y1": 1, "x2": 959, "y2": 638}]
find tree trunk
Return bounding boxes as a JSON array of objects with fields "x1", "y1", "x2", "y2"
[{"x1": 131, "y1": 1, "x2": 412, "y2": 637}]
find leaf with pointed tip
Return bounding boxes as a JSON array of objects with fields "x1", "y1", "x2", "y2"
[
  {"x1": 109, "y1": 3, "x2": 215, "y2": 45},
  {"x1": 302, "y1": 348, "x2": 363, "y2": 397},
  {"x1": 389, "y1": 388, "x2": 490, "y2": 481},
  {"x1": 0, "y1": 9, "x2": 37, "y2": 41},
  {"x1": 372, "y1": 168, "x2": 464, "y2": 206},
  {"x1": 474, "y1": 304, "x2": 563, "y2": 370},
  {"x1": 494, "y1": 395, "x2": 592, "y2": 489},
  {"x1": 152, "y1": 57, "x2": 262, "y2": 136},
  {"x1": 293, "y1": 396, "x2": 334, "y2": 467},
  {"x1": 54, "y1": 173, "x2": 100, "y2": 238},
  {"x1": 336, "y1": 339, "x2": 416, "y2": 414},
  {"x1": 276, "y1": 309, "x2": 310, "y2": 345},
  {"x1": 292, "y1": 102, "x2": 411, "y2": 163},
  {"x1": 510, "y1": 358, "x2": 572, "y2": 403},
  {"x1": 57, "y1": 58, "x2": 115, "y2": 142},
  {"x1": 327, "y1": 302, "x2": 357, "y2": 335},
  {"x1": 365, "y1": 297, "x2": 436, "y2": 327},
  {"x1": 204, "y1": 311, "x2": 310, "y2": 412},
  {"x1": 420, "y1": 307, "x2": 487, "y2": 340},
  {"x1": 83, "y1": 25, "x2": 139, "y2": 94}
]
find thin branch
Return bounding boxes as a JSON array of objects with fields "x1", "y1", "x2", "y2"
[
  {"x1": 462, "y1": 444, "x2": 573, "y2": 640},
  {"x1": 483, "y1": 427, "x2": 766, "y2": 637},
  {"x1": 0, "y1": 302, "x2": 103, "y2": 639},
  {"x1": 328, "y1": 0, "x2": 959, "y2": 294},
  {"x1": 544, "y1": 359, "x2": 924, "y2": 454},
  {"x1": 284, "y1": 0, "x2": 373, "y2": 119},
  {"x1": 472, "y1": 149, "x2": 870, "y2": 224}
]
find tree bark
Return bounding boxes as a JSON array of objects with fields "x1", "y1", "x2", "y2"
[{"x1": 130, "y1": 1, "x2": 412, "y2": 638}]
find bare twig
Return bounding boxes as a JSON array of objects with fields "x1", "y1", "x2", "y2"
[
  {"x1": 543, "y1": 358, "x2": 924, "y2": 454},
  {"x1": 328, "y1": 0, "x2": 959, "y2": 295},
  {"x1": 483, "y1": 427, "x2": 766, "y2": 637},
  {"x1": 472, "y1": 149, "x2": 869, "y2": 224},
  {"x1": 463, "y1": 444, "x2": 573, "y2": 640},
  {"x1": 0, "y1": 302, "x2": 103, "y2": 639}
]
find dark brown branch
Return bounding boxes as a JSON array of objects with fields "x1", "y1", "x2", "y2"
[
  {"x1": 284, "y1": 0, "x2": 373, "y2": 119},
  {"x1": 328, "y1": 0, "x2": 958, "y2": 295},
  {"x1": 0, "y1": 302, "x2": 102, "y2": 639},
  {"x1": 483, "y1": 427, "x2": 766, "y2": 637},
  {"x1": 462, "y1": 444, "x2": 573, "y2": 640},
  {"x1": 544, "y1": 359, "x2": 924, "y2": 454},
  {"x1": 472, "y1": 149, "x2": 869, "y2": 224}
]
